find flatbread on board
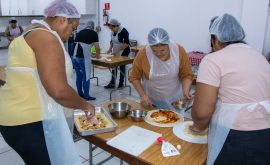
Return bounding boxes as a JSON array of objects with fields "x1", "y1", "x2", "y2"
[
  {"x1": 75, "y1": 112, "x2": 113, "y2": 132},
  {"x1": 183, "y1": 122, "x2": 208, "y2": 139}
]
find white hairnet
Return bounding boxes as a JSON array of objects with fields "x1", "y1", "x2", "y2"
[
  {"x1": 9, "y1": 17, "x2": 17, "y2": 23},
  {"x1": 108, "y1": 19, "x2": 121, "y2": 26},
  {"x1": 148, "y1": 28, "x2": 170, "y2": 46},
  {"x1": 85, "y1": 20, "x2": 94, "y2": 29},
  {"x1": 209, "y1": 16, "x2": 218, "y2": 29},
  {"x1": 210, "y1": 13, "x2": 245, "y2": 43},
  {"x1": 44, "y1": 0, "x2": 81, "y2": 18}
]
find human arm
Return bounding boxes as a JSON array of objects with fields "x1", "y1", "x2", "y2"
[
  {"x1": 128, "y1": 46, "x2": 152, "y2": 106},
  {"x1": 25, "y1": 29, "x2": 95, "y2": 118},
  {"x1": 178, "y1": 44, "x2": 194, "y2": 99},
  {"x1": 5, "y1": 26, "x2": 13, "y2": 41},
  {"x1": 106, "y1": 42, "x2": 113, "y2": 54},
  {"x1": 92, "y1": 42, "x2": 101, "y2": 59},
  {"x1": 19, "y1": 25, "x2": 24, "y2": 35},
  {"x1": 111, "y1": 43, "x2": 128, "y2": 55},
  {"x1": 189, "y1": 82, "x2": 218, "y2": 131},
  {"x1": 131, "y1": 80, "x2": 152, "y2": 106}
]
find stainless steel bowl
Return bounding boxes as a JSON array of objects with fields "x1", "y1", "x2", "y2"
[
  {"x1": 108, "y1": 102, "x2": 131, "y2": 119},
  {"x1": 129, "y1": 110, "x2": 147, "y2": 122},
  {"x1": 172, "y1": 99, "x2": 189, "y2": 110}
]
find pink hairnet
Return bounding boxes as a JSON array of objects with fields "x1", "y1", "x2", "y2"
[{"x1": 44, "y1": 0, "x2": 81, "y2": 18}]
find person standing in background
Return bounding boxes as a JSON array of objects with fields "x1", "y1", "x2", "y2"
[
  {"x1": 5, "y1": 17, "x2": 24, "y2": 42},
  {"x1": 72, "y1": 20, "x2": 100, "y2": 101},
  {"x1": 104, "y1": 19, "x2": 130, "y2": 89}
]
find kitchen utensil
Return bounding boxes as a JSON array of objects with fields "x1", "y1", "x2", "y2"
[
  {"x1": 108, "y1": 102, "x2": 131, "y2": 119},
  {"x1": 129, "y1": 110, "x2": 147, "y2": 122},
  {"x1": 74, "y1": 107, "x2": 118, "y2": 136},
  {"x1": 106, "y1": 125, "x2": 161, "y2": 156},
  {"x1": 172, "y1": 121, "x2": 208, "y2": 144},
  {"x1": 172, "y1": 93, "x2": 195, "y2": 111}
]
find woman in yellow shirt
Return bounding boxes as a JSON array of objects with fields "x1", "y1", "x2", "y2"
[{"x1": 0, "y1": 0, "x2": 95, "y2": 164}]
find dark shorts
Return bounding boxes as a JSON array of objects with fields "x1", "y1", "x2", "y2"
[
  {"x1": 0, "y1": 121, "x2": 51, "y2": 165},
  {"x1": 214, "y1": 128, "x2": 270, "y2": 165}
]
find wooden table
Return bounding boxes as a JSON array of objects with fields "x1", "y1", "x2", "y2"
[
  {"x1": 91, "y1": 56, "x2": 134, "y2": 100},
  {"x1": 74, "y1": 99, "x2": 208, "y2": 165},
  {"x1": 130, "y1": 45, "x2": 145, "y2": 54}
]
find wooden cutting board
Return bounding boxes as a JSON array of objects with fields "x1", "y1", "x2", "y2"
[{"x1": 106, "y1": 125, "x2": 161, "y2": 156}]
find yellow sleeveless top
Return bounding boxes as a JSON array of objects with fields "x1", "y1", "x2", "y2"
[{"x1": 0, "y1": 28, "x2": 51, "y2": 126}]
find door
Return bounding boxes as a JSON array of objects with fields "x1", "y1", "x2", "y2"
[
  {"x1": 18, "y1": 0, "x2": 28, "y2": 15},
  {"x1": 1, "y1": 0, "x2": 11, "y2": 16}
]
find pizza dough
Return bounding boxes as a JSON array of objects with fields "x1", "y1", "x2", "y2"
[
  {"x1": 183, "y1": 123, "x2": 208, "y2": 138},
  {"x1": 75, "y1": 112, "x2": 113, "y2": 131},
  {"x1": 144, "y1": 110, "x2": 184, "y2": 127}
]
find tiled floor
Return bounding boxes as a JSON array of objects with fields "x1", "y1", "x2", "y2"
[{"x1": 0, "y1": 48, "x2": 195, "y2": 165}]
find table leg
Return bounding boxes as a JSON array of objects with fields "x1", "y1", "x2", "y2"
[
  {"x1": 89, "y1": 142, "x2": 93, "y2": 165},
  {"x1": 90, "y1": 64, "x2": 99, "y2": 86},
  {"x1": 110, "y1": 66, "x2": 132, "y2": 100},
  {"x1": 120, "y1": 159, "x2": 123, "y2": 165}
]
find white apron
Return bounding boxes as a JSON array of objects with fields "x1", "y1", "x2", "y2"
[
  {"x1": 142, "y1": 40, "x2": 184, "y2": 116},
  {"x1": 207, "y1": 100, "x2": 270, "y2": 165},
  {"x1": 73, "y1": 42, "x2": 93, "y2": 81},
  {"x1": 111, "y1": 26, "x2": 124, "y2": 56},
  {"x1": 25, "y1": 19, "x2": 81, "y2": 165},
  {"x1": 9, "y1": 24, "x2": 21, "y2": 38}
]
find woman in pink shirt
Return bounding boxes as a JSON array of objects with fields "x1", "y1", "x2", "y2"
[{"x1": 190, "y1": 13, "x2": 270, "y2": 164}]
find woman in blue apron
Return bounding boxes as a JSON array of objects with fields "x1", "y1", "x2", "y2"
[
  {"x1": 104, "y1": 19, "x2": 130, "y2": 89},
  {"x1": 190, "y1": 14, "x2": 270, "y2": 165},
  {"x1": 73, "y1": 20, "x2": 100, "y2": 101},
  {"x1": 5, "y1": 17, "x2": 24, "y2": 42}
]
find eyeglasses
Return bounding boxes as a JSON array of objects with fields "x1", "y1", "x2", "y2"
[{"x1": 68, "y1": 18, "x2": 77, "y2": 34}]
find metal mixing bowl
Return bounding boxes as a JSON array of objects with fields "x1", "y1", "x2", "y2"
[
  {"x1": 129, "y1": 110, "x2": 147, "y2": 122},
  {"x1": 108, "y1": 102, "x2": 131, "y2": 118}
]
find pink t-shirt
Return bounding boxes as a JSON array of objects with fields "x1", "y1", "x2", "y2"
[{"x1": 197, "y1": 43, "x2": 270, "y2": 131}]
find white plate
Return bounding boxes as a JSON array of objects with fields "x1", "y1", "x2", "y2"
[
  {"x1": 173, "y1": 121, "x2": 208, "y2": 144},
  {"x1": 144, "y1": 110, "x2": 184, "y2": 127}
]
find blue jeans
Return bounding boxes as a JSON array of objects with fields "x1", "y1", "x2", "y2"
[
  {"x1": 214, "y1": 128, "x2": 270, "y2": 164},
  {"x1": 72, "y1": 57, "x2": 90, "y2": 98}
]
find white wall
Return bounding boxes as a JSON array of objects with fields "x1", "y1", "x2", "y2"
[
  {"x1": 96, "y1": 0, "x2": 269, "y2": 55},
  {"x1": 263, "y1": 5, "x2": 270, "y2": 57}
]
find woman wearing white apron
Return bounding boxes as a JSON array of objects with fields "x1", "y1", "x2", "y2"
[
  {"x1": 5, "y1": 17, "x2": 24, "y2": 42},
  {"x1": 104, "y1": 19, "x2": 130, "y2": 89},
  {"x1": 190, "y1": 14, "x2": 270, "y2": 165},
  {"x1": 0, "y1": 1, "x2": 95, "y2": 164},
  {"x1": 72, "y1": 20, "x2": 100, "y2": 101},
  {"x1": 128, "y1": 28, "x2": 194, "y2": 116}
]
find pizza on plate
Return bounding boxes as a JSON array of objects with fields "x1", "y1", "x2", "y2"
[
  {"x1": 75, "y1": 112, "x2": 113, "y2": 131},
  {"x1": 144, "y1": 110, "x2": 184, "y2": 127}
]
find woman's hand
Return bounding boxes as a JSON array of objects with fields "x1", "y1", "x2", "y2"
[
  {"x1": 83, "y1": 103, "x2": 95, "y2": 120},
  {"x1": 106, "y1": 49, "x2": 112, "y2": 54},
  {"x1": 140, "y1": 94, "x2": 152, "y2": 107},
  {"x1": 188, "y1": 124, "x2": 204, "y2": 132},
  {"x1": 183, "y1": 91, "x2": 194, "y2": 100}
]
